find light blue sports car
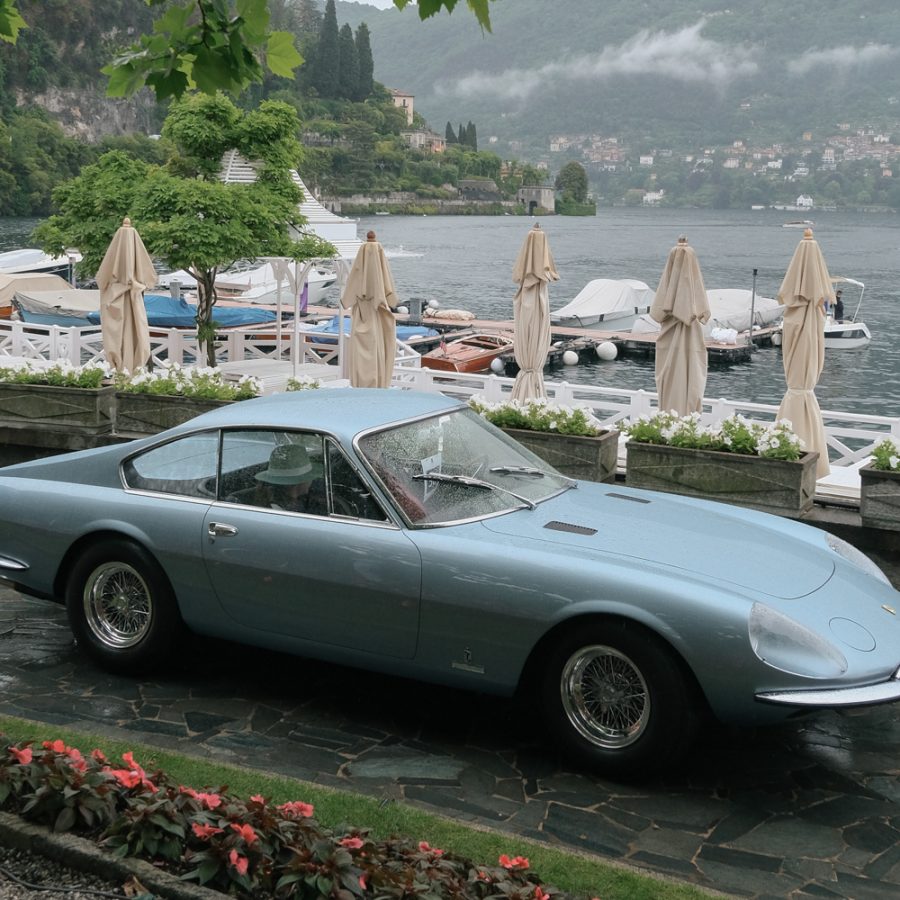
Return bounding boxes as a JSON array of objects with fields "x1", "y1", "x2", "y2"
[{"x1": 1, "y1": 388, "x2": 898, "y2": 776}]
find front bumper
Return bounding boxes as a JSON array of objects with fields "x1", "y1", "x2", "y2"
[{"x1": 757, "y1": 664, "x2": 900, "y2": 708}]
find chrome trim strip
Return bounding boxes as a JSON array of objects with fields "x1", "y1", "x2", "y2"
[
  {"x1": 0, "y1": 554, "x2": 28, "y2": 572},
  {"x1": 758, "y1": 667, "x2": 900, "y2": 707}
]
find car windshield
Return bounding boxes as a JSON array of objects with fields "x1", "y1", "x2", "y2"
[{"x1": 358, "y1": 407, "x2": 574, "y2": 526}]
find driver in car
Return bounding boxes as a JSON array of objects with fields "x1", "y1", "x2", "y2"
[{"x1": 255, "y1": 443, "x2": 327, "y2": 514}]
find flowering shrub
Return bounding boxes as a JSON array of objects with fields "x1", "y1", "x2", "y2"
[
  {"x1": 870, "y1": 438, "x2": 900, "y2": 471},
  {"x1": 0, "y1": 360, "x2": 109, "y2": 389},
  {"x1": 469, "y1": 396, "x2": 602, "y2": 437},
  {"x1": 285, "y1": 376, "x2": 322, "y2": 391},
  {"x1": 1, "y1": 736, "x2": 564, "y2": 899},
  {"x1": 116, "y1": 364, "x2": 261, "y2": 401},
  {"x1": 624, "y1": 411, "x2": 805, "y2": 462}
]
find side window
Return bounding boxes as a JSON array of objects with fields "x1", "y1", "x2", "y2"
[
  {"x1": 326, "y1": 440, "x2": 389, "y2": 522},
  {"x1": 122, "y1": 433, "x2": 219, "y2": 498},
  {"x1": 219, "y1": 431, "x2": 325, "y2": 513}
]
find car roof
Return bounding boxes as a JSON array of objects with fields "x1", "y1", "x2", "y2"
[{"x1": 170, "y1": 387, "x2": 464, "y2": 440}]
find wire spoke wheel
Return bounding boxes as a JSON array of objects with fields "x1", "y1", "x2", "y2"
[
  {"x1": 83, "y1": 561, "x2": 153, "y2": 649},
  {"x1": 560, "y1": 644, "x2": 650, "y2": 749}
]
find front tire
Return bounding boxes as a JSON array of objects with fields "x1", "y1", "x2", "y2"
[
  {"x1": 65, "y1": 539, "x2": 183, "y2": 674},
  {"x1": 540, "y1": 620, "x2": 700, "y2": 777}
]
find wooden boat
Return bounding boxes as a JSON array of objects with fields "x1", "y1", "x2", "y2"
[{"x1": 421, "y1": 332, "x2": 514, "y2": 373}]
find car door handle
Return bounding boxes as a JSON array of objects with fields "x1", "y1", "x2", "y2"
[{"x1": 208, "y1": 522, "x2": 238, "y2": 537}]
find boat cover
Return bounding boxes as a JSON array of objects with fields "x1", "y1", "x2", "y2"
[
  {"x1": 308, "y1": 315, "x2": 438, "y2": 341},
  {"x1": 631, "y1": 288, "x2": 784, "y2": 336},
  {"x1": 13, "y1": 289, "x2": 277, "y2": 328},
  {"x1": 550, "y1": 279, "x2": 654, "y2": 326}
]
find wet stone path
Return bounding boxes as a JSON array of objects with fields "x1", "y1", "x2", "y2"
[{"x1": 1, "y1": 576, "x2": 899, "y2": 899}]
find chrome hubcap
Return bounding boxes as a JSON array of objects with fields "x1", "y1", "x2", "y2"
[
  {"x1": 560, "y1": 644, "x2": 650, "y2": 749},
  {"x1": 83, "y1": 562, "x2": 152, "y2": 649}
]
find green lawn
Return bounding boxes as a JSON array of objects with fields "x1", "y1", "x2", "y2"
[{"x1": 0, "y1": 715, "x2": 717, "y2": 899}]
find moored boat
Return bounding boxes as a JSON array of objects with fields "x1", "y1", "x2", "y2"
[
  {"x1": 421, "y1": 332, "x2": 514, "y2": 373},
  {"x1": 550, "y1": 278, "x2": 654, "y2": 329},
  {"x1": 0, "y1": 248, "x2": 81, "y2": 279},
  {"x1": 824, "y1": 276, "x2": 871, "y2": 349}
]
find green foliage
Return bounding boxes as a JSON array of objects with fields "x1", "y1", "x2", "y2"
[
  {"x1": 0, "y1": 360, "x2": 108, "y2": 388},
  {"x1": 469, "y1": 397, "x2": 602, "y2": 437},
  {"x1": 871, "y1": 438, "x2": 900, "y2": 472},
  {"x1": 102, "y1": 0, "x2": 302, "y2": 101},
  {"x1": 338, "y1": 23, "x2": 359, "y2": 101},
  {"x1": 555, "y1": 161, "x2": 588, "y2": 203},
  {"x1": 116, "y1": 364, "x2": 261, "y2": 401},
  {"x1": 624, "y1": 411, "x2": 804, "y2": 461},
  {"x1": 0, "y1": 0, "x2": 26, "y2": 43},
  {"x1": 355, "y1": 23, "x2": 374, "y2": 101},
  {"x1": 312, "y1": 0, "x2": 340, "y2": 98}
]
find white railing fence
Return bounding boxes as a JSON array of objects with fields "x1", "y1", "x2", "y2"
[{"x1": 3, "y1": 318, "x2": 898, "y2": 473}]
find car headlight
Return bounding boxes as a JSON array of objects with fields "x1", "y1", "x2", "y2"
[
  {"x1": 748, "y1": 603, "x2": 848, "y2": 678},
  {"x1": 825, "y1": 534, "x2": 892, "y2": 585}
]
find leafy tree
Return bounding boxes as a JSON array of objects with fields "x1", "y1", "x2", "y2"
[
  {"x1": 337, "y1": 23, "x2": 358, "y2": 101},
  {"x1": 313, "y1": 0, "x2": 340, "y2": 98},
  {"x1": 465, "y1": 121, "x2": 477, "y2": 151},
  {"x1": 555, "y1": 161, "x2": 588, "y2": 203},
  {"x1": 34, "y1": 97, "x2": 333, "y2": 366}
]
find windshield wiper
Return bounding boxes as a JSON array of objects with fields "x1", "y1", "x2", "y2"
[
  {"x1": 412, "y1": 471, "x2": 537, "y2": 510},
  {"x1": 489, "y1": 465, "x2": 545, "y2": 477}
]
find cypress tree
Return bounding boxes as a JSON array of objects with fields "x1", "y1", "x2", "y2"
[
  {"x1": 467, "y1": 121, "x2": 477, "y2": 150},
  {"x1": 313, "y1": 0, "x2": 340, "y2": 98},
  {"x1": 354, "y1": 23, "x2": 374, "y2": 100},
  {"x1": 458, "y1": 123, "x2": 465, "y2": 146},
  {"x1": 338, "y1": 23, "x2": 359, "y2": 100},
  {"x1": 445, "y1": 121, "x2": 457, "y2": 143}
]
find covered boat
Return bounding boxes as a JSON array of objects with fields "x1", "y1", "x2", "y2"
[
  {"x1": 0, "y1": 248, "x2": 81, "y2": 278},
  {"x1": 421, "y1": 332, "x2": 514, "y2": 373},
  {"x1": 0, "y1": 272, "x2": 72, "y2": 319},
  {"x1": 631, "y1": 288, "x2": 784, "y2": 338},
  {"x1": 550, "y1": 279, "x2": 654, "y2": 329},
  {"x1": 12, "y1": 289, "x2": 277, "y2": 329},
  {"x1": 303, "y1": 314, "x2": 438, "y2": 345}
]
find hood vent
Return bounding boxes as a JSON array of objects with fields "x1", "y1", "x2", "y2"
[
  {"x1": 605, "y1": 492, "x2": 650, "y2": 504},
  {"x1": 544, "y1": 520, "x2": 597, "y2": 536}
]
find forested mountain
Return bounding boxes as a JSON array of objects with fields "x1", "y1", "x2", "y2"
[{"x1": 337, "y1": 0, "x2": 900, "y2": 156}]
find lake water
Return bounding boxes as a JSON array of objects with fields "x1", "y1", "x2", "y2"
[{"x1": 3, "y1": 209, "x2": 899, "y2": 415}]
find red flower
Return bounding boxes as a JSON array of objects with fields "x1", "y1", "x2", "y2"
[
  {"x1": 499, "y1": 855, "x2": 530, "y2": 870},
  {"x1": 191, "y1": 822, "x2": 224, "y2": 840},
  {"x1": 418, "y1": 841, "x2": 444, "y2": 856},
  {"x1": 230, "y1": 823, "x2": 258, "y2": 844},
  {"x1": 66, "y1": 747, "x2": 83, "y2": 762},
  {"x1": 278, "y1": 800, "x2": 314, "y2": 818},
  {"x1": 534, "y1": 887, "x2": 550, "y2": 900},
  {"x1": 9, "y1": 746, "x2": 32, "y2": 765},
  {"x1": 250, "y1": 794, "x2": 266, "y2": 805},
  {"x1": 229, "y1": 849, "x2": 248, "y2": 877},
  {"x1": 108, "y1": 752, "x2": 157, "y2": 794},
  {"x1": 179, "y1": 786, "x2": 199, "y2": 799},
  {"x1": 340, "y1": 837, "x2": 364, "y2": 850},
  {"x1": 359, "y1": 874, "x2": 368, "y2": 890},
  {"x1": 42, "y1": 739, "x2": 67, "y2": 753},
  {"x1": 70, "y1": 757, "x2": 87, "y2": 773},
  {"x1": 197, "y1": 792, "x2": 221, "y2": 809},
  {"x1": 91, "y1": 749, "x2": 108, "y2": 764}
]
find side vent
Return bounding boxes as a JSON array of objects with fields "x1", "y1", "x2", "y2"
[
  {"x1": 544, "y1": 520, "x2": 597, "y2": 536},
  {"x1": 606, "y1": 492, "x2": 651, "y2": 504}
]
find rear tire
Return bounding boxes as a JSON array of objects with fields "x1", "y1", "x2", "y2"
[
  {"x1": 539, "y1": 620, "x2": 700, "y2": 777},
  {"x1": 65, "y1": 539, "x2": 183, "y2": 674}
]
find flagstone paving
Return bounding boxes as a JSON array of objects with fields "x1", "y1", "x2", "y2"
[{"x1": 1, "y1": 552, "x2": 898, "y2": 899}]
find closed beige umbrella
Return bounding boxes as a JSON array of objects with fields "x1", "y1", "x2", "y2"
[
  {"x1": 340, "y1": 231, "x2": 398, "y2": 388},
  {"x1": 95, "y1": 217, "x2": 155, "y2": 373},
  {"x1": 649, "y1": 236, "x2": 710, "y2": 415},
  {"x1": 510, "y1": 223, "x2": 559, "y2": 402},
  {"x1": 776, "y1": 228, "x2": 830, "y2": 478}
]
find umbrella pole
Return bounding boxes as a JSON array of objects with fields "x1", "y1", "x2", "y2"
[
  {"x1": 292, "y1": 260, "x2": 314, "y2": 379},
  {"x1": 748, "y1": 267, "x2": 758, "y2": 351}
]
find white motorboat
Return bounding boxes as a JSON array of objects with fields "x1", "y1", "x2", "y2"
[
  {"x1": 782, "y1": 220, "x2": 814, "y2": 228},
  {"x1": 157, "y1": 261, "x2": 337, "y2": 307},
  {"x1": 824, "y1": 277, "x2": 871, "y2": 349},
  {"x1": 0, "y1": 247, "x2": 81, "y2": 278},
  {"x1": 550, "y1": 278, "x2": 654, "y2": 329}
]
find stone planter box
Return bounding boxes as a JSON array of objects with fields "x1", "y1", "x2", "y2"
[
  {"x1": 502, "y1": 428, "x2": 618, "y2": 483},
  {"x1": 860, "y1": 463, "x2": 900, "y2": 531},
  {"x1": 0, "y1": 382, "x2": 115, "y2": 434},
  {"x1": 625, "y1": 441, "x2": 819, "y2": 517},
  {"x1": 114, "y1": 392, "x2": 233, "y2": 435}
]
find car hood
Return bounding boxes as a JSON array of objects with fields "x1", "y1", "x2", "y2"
[{"x1": 480, "y1": 483, "x2": 834, "y2": 600}]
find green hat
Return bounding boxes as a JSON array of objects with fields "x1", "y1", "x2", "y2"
[{"x1": 256, "y1": 444, "x2": 320, "y2": 485}]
